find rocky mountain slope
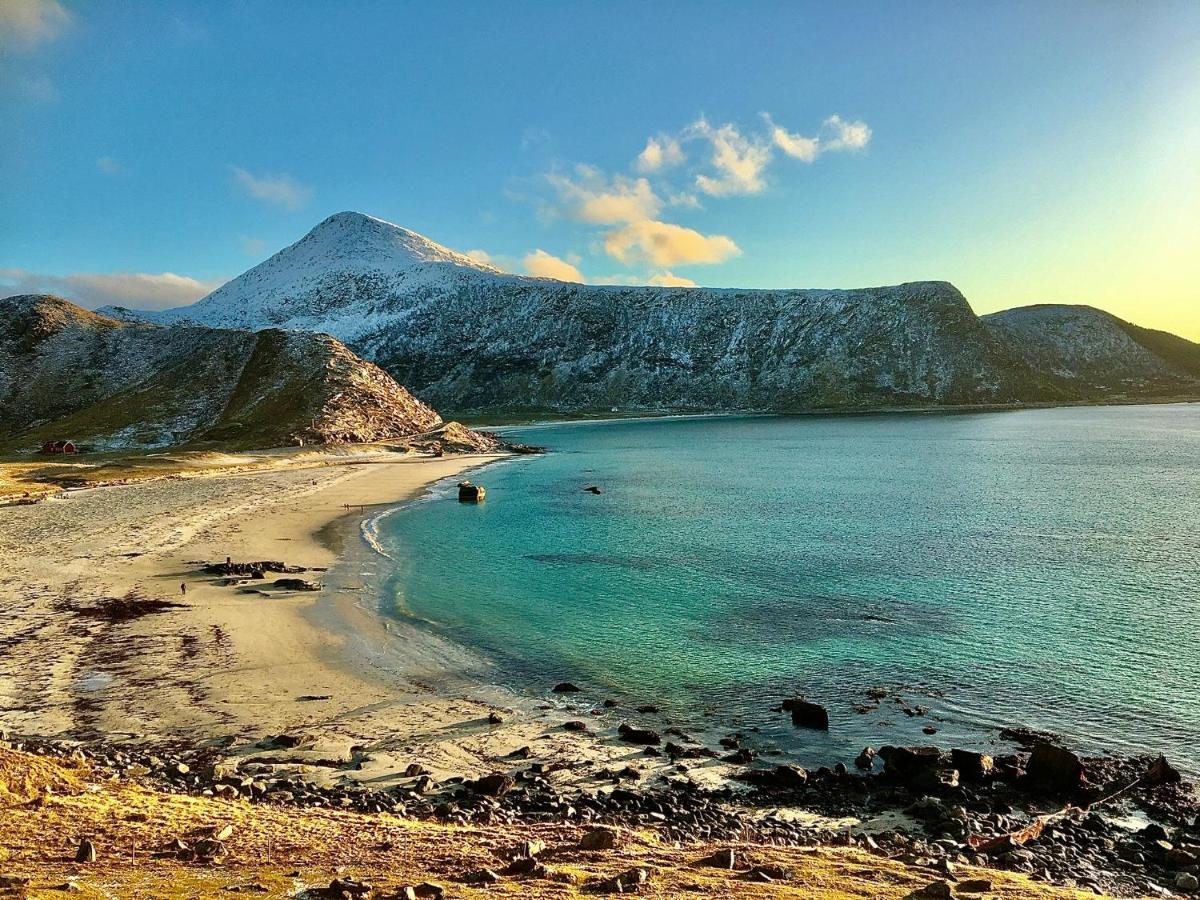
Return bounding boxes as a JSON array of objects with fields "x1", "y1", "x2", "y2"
[
  {"x1": 102, "y1": 212, "x2": 1200, "y2": 415},
  {"x1": 982, "y1": 305, "x2": 1200, "y2": 400},
  {"x1": 114, "y1": 212, "x2": 1064, "y2": 415},
  {"x1": 0, "y1": 294, "x2": 446, "y2": 451}
]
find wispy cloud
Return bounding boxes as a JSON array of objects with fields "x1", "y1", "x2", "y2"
[
  {"x1": 636, "y1": 135, "x2": 685, "y2": 174},
  {"x1": 0, "y1": 268, "x2": 224, "y2": 311},
  {"x1": 604, "y1": 220, "x2": 740, "y2": 268},
  {"x1": 0, "y1": 0, "x2": 70, "y2": 49},
  {"x1": 767, "y1": 113, "x2": 872, "y2": 161},
  {"x1": 687, "y1": 118, "x2": 771, "y2": 196},
  {"x1": 547, "y1": 167, "x2": 662, "y2": 225},
  {"x1": 523, "y1": 249, "x2": 584, "y2": 283},
  {"x1": 230, "y1": 166, "x2": 312, "y2": 211}
]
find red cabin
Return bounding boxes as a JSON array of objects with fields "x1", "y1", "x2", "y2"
[{"x1": 39, "y1": 440, "x2": 77, "y2": 455}]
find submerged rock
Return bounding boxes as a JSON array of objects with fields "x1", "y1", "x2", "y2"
[{"x1": 782, "y1": 698, "x2": 829, "y2": 730}]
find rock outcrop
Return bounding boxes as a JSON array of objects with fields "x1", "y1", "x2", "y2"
[{"x1": 0, "y1": 294, "x2": 446, "y2": 451}]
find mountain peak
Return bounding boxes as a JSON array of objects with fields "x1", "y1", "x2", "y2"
[{"x1": 299, "y1": 211, "x2": 503, "y2": 272}]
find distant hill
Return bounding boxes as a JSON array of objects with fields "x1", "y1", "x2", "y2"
[
  {"x1": 982, "y1": 305, "x2": 1200, "y2": 400},
  {"x1": 0, "y1": 294, "x2": 447, "y2": 452}
]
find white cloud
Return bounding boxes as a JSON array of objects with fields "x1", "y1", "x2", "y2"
[
  {"x1": 547, "y1": 167, "x2": 662, "y2": 225},
  {"x1": 648, "y1": 271, "x2": 698, "y2": 288},
  {"x1": 687, "y1": 118, "x2": 772, "y2": 197},
  {"x1": 668, "y1": 191, "x2": 702, "y2": 209},
  {"x1": 0, "y1": 0, "x2": 70, "y2": 49},
  {"x1": 823, "y1": 114, "x2": 872, "y2": 151},
  {"x1": 96, "y1": 156, "x2": 123, "y2": 176},
  {"x1": 766, "y1": 116, "x2": 819, "y2": 162},
  {"x1": 603, "y1": 220, "x2": 740, "y2": 268},
  {"x1": 0, "y1": 268, "x2": 224, "y2": 311},
  {"x1": 230, "y1": 165, "x2": 312, "y2": 211},
  {"x1": 465, "y1": 249, "x2": 494, "y2": 264},
  {"x1": 635, "y1": 136, "x2": 685, "y2": 173},
  {"x1": 523, "y1": 249, "x2": 584, "y2": 283},
  {"x1": 768, "y1": 113, "x2": 872, "y2": 161}
]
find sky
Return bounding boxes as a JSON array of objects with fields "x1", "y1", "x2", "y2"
[{"x1": 1, "y1": 0, "x2": 1198, "y2": 339}]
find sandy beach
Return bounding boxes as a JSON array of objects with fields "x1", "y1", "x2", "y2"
[{"x1": 0, "y1": 446, "x2": 664, "y2": 790}]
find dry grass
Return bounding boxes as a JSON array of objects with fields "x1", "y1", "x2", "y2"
[{"x1": 0, "y1": 748, "x2": 1108, "y2": 899}]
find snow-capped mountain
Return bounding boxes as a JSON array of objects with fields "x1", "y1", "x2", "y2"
[{"x1": 106, "y1": 212, "x2": 1199, "y2": 415}]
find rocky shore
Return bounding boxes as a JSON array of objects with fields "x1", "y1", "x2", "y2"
[{"x1": 6, "y1": 701, "x2": 1194, "y2": 899}]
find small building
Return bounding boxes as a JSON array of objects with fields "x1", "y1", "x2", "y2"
[{"x1": 39, "y1": 440, "x2": 77, "y2": 455}]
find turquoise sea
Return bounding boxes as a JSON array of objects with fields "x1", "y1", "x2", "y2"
[{"x1": 377, "y1": 405, "x2": 1200, "y2": 770}]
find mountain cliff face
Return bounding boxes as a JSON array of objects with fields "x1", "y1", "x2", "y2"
[
  {"x1": 982, "y1": 305, "x2": 1200, "y2": 400},
  {"x1": 0, "y1": 294, "x2": 444, "y2": 451},
  {"x1": 124, "y1": 212, "x2": 1057, "y2": 415}
]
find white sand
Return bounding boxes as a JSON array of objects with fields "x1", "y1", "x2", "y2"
[{"x1": 0, "y1": 448, "x2": 703, "y2": 790}]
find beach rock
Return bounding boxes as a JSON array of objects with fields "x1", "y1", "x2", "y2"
[
  {"x1": 907, "y1": 879, "x2": 952, "y2": 898},
  {"x1": 579, "y1": 828, "x2": 617, "y2": 850},
  {"x1": 782, "y1": 698, "x2": 829, "y2": 730},
  {"x1": 617, "y1": 724, "x2": 661, "y2": 745},
  {"x1": 950, "y1": 749, "x2": 994, "y2": 782},
  {"x1": 324, "y1": 878, "x2": 372, "y2": 898},
  {"x1": 563, "y1": 720, "x2": 588, "y2": 733},
  {"x1": 75, "y1": 839, "x2": 96, "y2": 863},
  {"x1": 470, "y1": 773, "x2": 515, "y2": 797},
  {"x1": 739, "y1": 763, "x2": 808, "y2": 789},
  {"x1": 458, "y1": 869, "x2": 501, "y2": 885},
  {"x1": 584, "y1": 485, "x2": 603, "y2": 494},
  {"x1": 855, "y1": 747, "x2": 876, "y2": 770},
  {"x1": 636, "y1": 704, "x2": 659, "y2": 713},
  {"x1": 591, "y1": 867, "x2": 650, "y2": 894},
  {"x1": 879, "y1": 746, "x2": 942, "y2": 780},
  {"x1": 552, "y1": 682, "x2": 582, "y2": 693},
  {"x1": 273, "y1": 578, "x2": 321, "y2": 591},
  {"x1": 457, "y1": 481, "x2": 485, "y2": 502},
  {"x1": 1147, "y1": 754, "x2": 1182, "y2": 786},
  {"x1": 1176, "y1": 872, "x2": 1199, "y2": 891},
  {"x1": 705, "y1": 848, "x2": 737, "y2": 869},
  {"x1": 404, "y1": 763, "x2": 427, "y2": 777},
  {"x1": 956, "y1": 878, "x2": 993, "y2": 894},
  {"x1": 487, "y1": 711, "x2": 503, "y2": 724},
  {"x1": 1025, "y1": 744, "x2": 1086, "y2": 794}
]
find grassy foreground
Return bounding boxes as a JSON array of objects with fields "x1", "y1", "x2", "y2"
[{"x1": 0, "y1": 748, "x2": 1106, "y2": 899}]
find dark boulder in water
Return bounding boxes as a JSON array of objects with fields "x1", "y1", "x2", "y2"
[
  {"x1": 552, "y1": 682, "x2": 581, "y2": 693},
  {"x1": 879, "y1": 745, "x2": 943, "y2": 780},
  {"x1": 457, "y1": 481, "x2": 486, "y2": 502},
  {"x1": 782, "y1": 698, "x2": 829, "y2": 730}
]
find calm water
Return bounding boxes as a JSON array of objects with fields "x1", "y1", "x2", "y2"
[{"x1": 378, "y1": 405, "x2": 1200, "y2": 769}]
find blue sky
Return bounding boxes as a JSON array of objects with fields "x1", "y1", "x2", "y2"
[{"x1": 2, "y1": 0, "x2": 1198, "y2": 337}]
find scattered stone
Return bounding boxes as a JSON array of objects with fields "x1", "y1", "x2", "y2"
[
  {"x1": 591, "y1": 867, "x2": 650, "y2": 894},
  {"x1": 1025, "y1": 744, "x2": 1086, "y2": 794},
  {"x1": 1176, "y1": 872, "x2": 1199, "y2": 891},
  {"x1": 956, "y1": 879, "x2": 993, "y2": 895},
  {"x1": 74, "y1": 839, "x2": 96, "y2": 863},
  {"x1": 470, "y1": 773, "x2": 516, "y2": 797},
  {"x1": 325, "y1": 878, "x2": 371, "y2": 898},
  {"x1": 552, "y1": 682, "x2": 582, "y2": 693},
  {"x1": 487, "y1": 711, "x2": 504, "y2": 725},
  {"x1": 705, "y1": 848, "x2": 737, "y2": 869},
  {"x1": 907, "y1": 879, "x2": 952, "y2": 898},
  {"x1": 617, "y1": 724, "x2": 662, "y2": 745},
  {"x1": 579, "y1": 828, "x2": 618, "y2": 851},
  {"x1": 458, "y1": 869, "x2": 501, "y2": 885},
  {"x1": 563, "y1": 720, "x2": 588, "y2": 732},
  {"x1": 855, "y1": 746, "x2": 876, "y2": 770},
  {"x1": 950, "y1": 749, "x2": 994, "y2": 782}
]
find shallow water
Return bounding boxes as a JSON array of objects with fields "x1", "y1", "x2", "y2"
[{"x1": 378, "y1": 405, "x2": 1200, "y2": 770}]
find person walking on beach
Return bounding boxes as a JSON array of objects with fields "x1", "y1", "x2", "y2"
[{"x1": 180, "y1": 582, "x2": 187, "y2": 596}]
